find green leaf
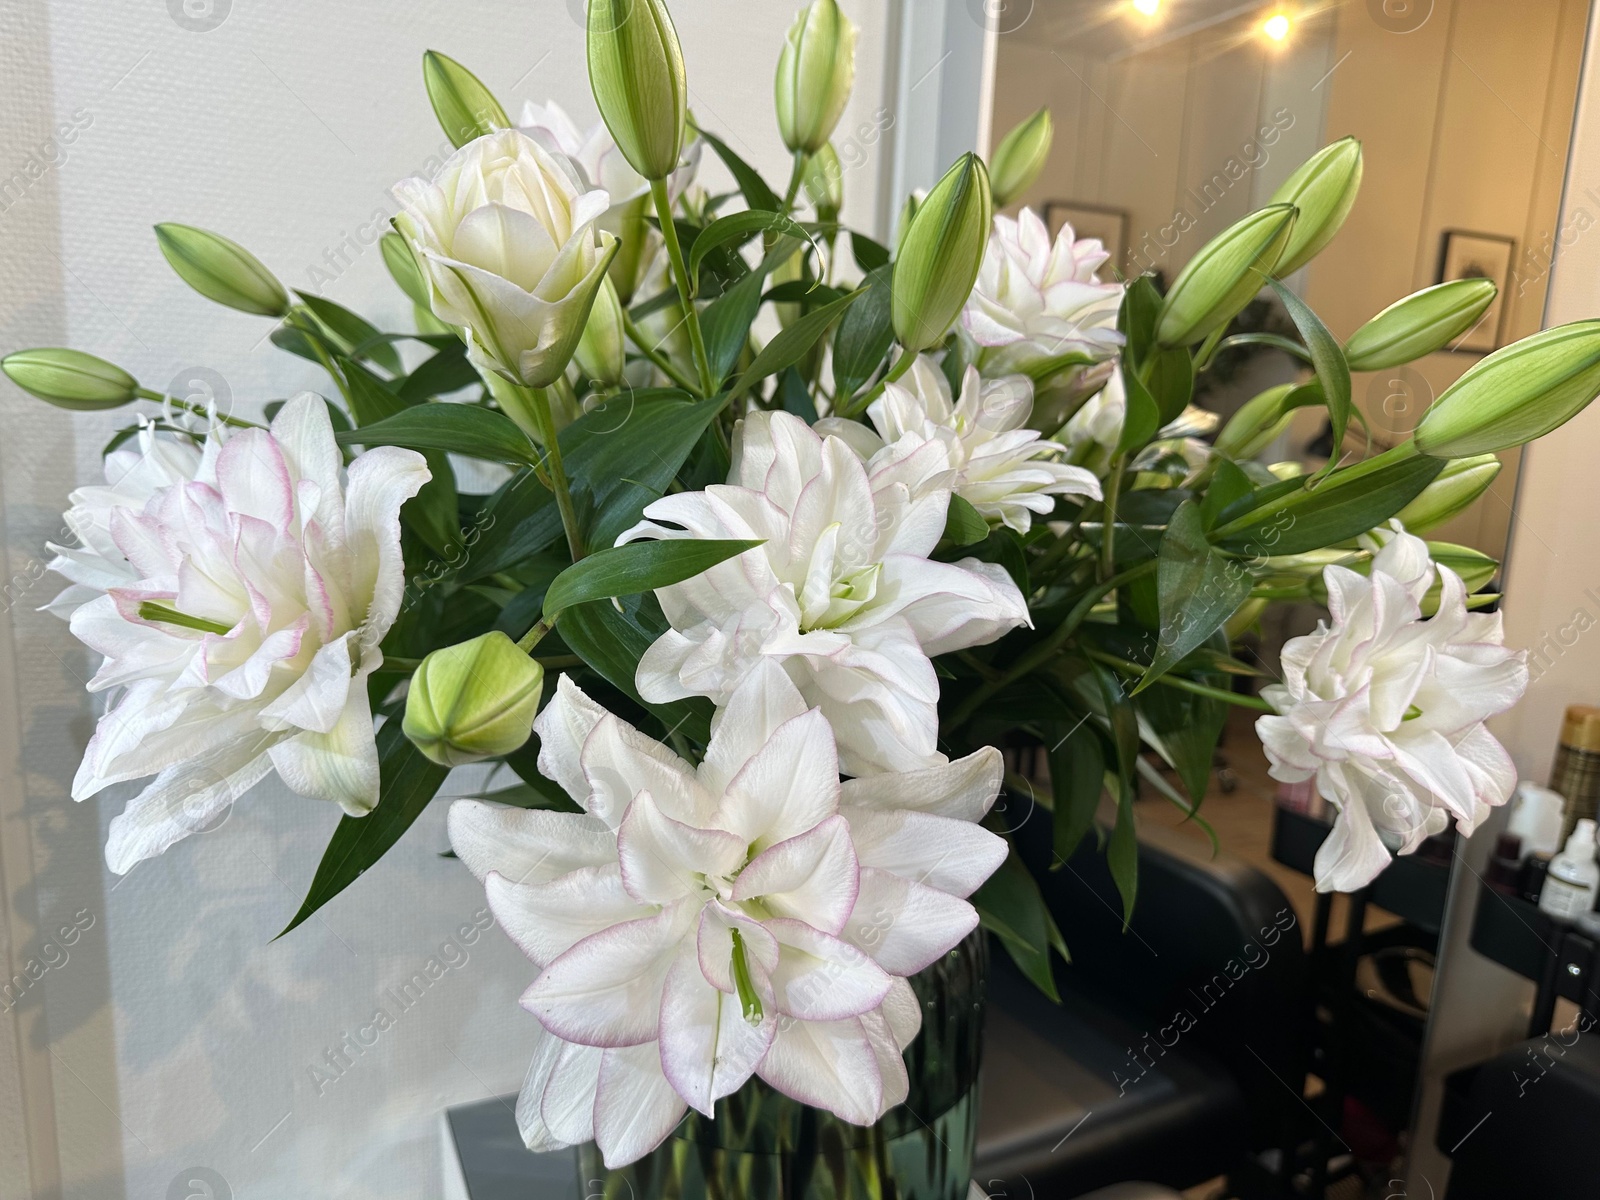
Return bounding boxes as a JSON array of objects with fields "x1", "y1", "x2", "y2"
[
  {"x1": 694, "y1": 127, "x2": 780, "y2": 212},
  {"x1": 295, "y1": 291, "x2": 403, "y2": 375},
  {"x1": 1115, "y1": 364, "x2": 1162, "y2": 456},
  {"x1": 1200, "y1": 459, "x2": 1253, "y2": 529},
  {"x1": 727, "y1": 288, "x2": 862, "y2": 403},
  {"x1": 278, "y1": 719, "x2": 449, "y2": 937},
  {"x1": 1138, "y1": 500, "x2": 1252, "y2": 693},
  {"x1": 1269, "y1": 278, "x2": 1350, "y2": 452},
  {"x1": 687, "y1": 211, "x2": 817, "y2": 291},
  {"x1": 1212, "y1": 443, "x2": 1444, "y2": 556},
  {"x1": 699, "y1": 237, "x2": 805, "y2": 388},
  {"x1": 1118, "y1": 275, "x2": 1163, "y2": 370},
  {"x1": 397, "y1": 343, "x2": 479, "y2": 404},
  {"x1": 1107, "y1": 781, "x2": 1139, "y2": 927},
  {"x1": 832, "y1": 264, "x2": 896, "y2": 402},
  {"x1": 1136, "y1": 657, "x2": 1228, "y2": 806},
  {"x1": 942, "y1": 494, "x2": 989, "y2": 546},
  {"x1": 423, "y1": 50, "x2": 509, "y2": 148},
  {"x1": 340, "y1": 356, "x2": 410, "y2": 425},
  {"x1": 559, "y1": 593, "x2": 715, "y2": 744},
  {"x1": 543, "y1": 539, "x2": 760, "y2": 619},
  {"x1": 974, "y1": 847, "x2": 1064, "y2": 1001},
  {"x1": 405, "y1": 450, "x2": 461, "y2": 556},
  {"x1": 381, "y1": 231, "x2": 431, "y2": 308},
  {"x1": 1146, "y1": 345, "x2": 1194, "y2": 426},
  {"x1": 465, "y1": 781, "x2": 582, "y2": 813},
  {"x1": 1049, "y1": 719, "x2": 1105, "y2": 865},
  {"x1": 851, "y1": 231, "x2": 890, "y2": 273},
  {"x1": 337, "y1": 402, "x2": 538, "y2": 465}
]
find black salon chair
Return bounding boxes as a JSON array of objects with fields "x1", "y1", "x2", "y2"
[
  {"x1": 1436, "y1": 1028, "x2": 1600, "y2": 1198},
  {"x1": 972, "y1": 816, "x2": 1313, "y2": 1197}
]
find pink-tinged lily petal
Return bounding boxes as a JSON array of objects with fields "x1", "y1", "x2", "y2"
[
  {"x1": 522, "y1": 904, "x2": 695, "y2": 1047},
  {"x1": 268, "y1": 684, "x2": 380, "y2": 815},
  {"x1": 259, "y1": 634, "x2": 353, "y2": 734},
  {"x1": 732, "y1": 815, "x2": 858, "y2": 934},
  {"x1": 531, "y1": 674, "x2": 612, "y2": 811},
  {"x1": 1312, "y1": 763, "x2": 1396, "y2": 893},
  {"x1": 698, "y1": 658, "x2": 810, "y2": 795},
  {"x1": 269, "y1": 393, "x2": 346, "y2": 535},
  {"x1": 845, "y1": 868, "x2": 980, "y2": 975},
  {"x1": 581, "y1": 714, "x2": 713, "y2": 829},
  {"x1": 697, "y1": 902, "x2": 780, "y2": 993},
  {"x1": 487, "y1": 866, "x2": 645, "y2": 969},
  {"x1": 879, "y1": 978, "x2": 923, "y2": 1049},
  {"x1": 618, "y1": 791, "x2": 745, "y2": 905},
  {"x1": 757, "y1": 1015, "x2": 883, "y2": 1125},
  {"x1": 593, "y1": 1042, "x2": 688, "y2": 1168},
  {"x1": 103, "y1": 742, "x2": 276, "y2": 875},
  {"x1": 840, "y1": 746, "x2": 1002, "y2": 822},
  {"x1": 719, "y1": 708, "x2": 839, "y2": 849},
  {"x1": 341, "y1": 445, "x2": 431, "y2": 637},
  {"x1": 447, "y1": 800, "x2": 614, "y2": 885},
  {"x1": 216, "y1": 428, "x2": 295, "y2": 531},
  {"x1": 658, "y1": 950, "x2": 773, "y2": 1117},
  {"x1": 764, "y1": 919, "x2": 892, "y2": 1022},
  {"x1": 515, "y1": 1025, "x2": 601, "y2": 1151},
  {"x1": 841, "y1": 807, "x2": 1007, "y2": 898}
]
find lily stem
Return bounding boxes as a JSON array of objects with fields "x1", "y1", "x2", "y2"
[
  {"x1": 622, "y1": 310, "x2": 699, "y2": 393},
  {"x1": 1099, "y1": 454, "x2": 1125, "y2": 582},
  {"x1": 651, "y1": 178, "x2": 716, "y2": 398},
  {"x1": 1086, "y1": 649, "x2": 1276, "y2": 711},
  {"x1": 941, "y1": 558, "x2": 1158, "y2": 732},
  {"x1": 840, "y1": 345, "x2": 916, "y2": 418},
  {"x1": 517, "y1": 385, "x2": 585, "y2": 562},
  {"x1": 781, "y1": 150, "x2": 809, "y2": 213},
  {"x1": 133, "y1": 388, "x2": 259, "y2": 429}
]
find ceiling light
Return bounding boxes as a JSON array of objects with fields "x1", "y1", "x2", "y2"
[
  {"x1": 1263, "y1": 12, "x2": 1292, "y2": 40},
  {"x1": 1132, "y1": 0, "x2": 1161, "y2": 15}
]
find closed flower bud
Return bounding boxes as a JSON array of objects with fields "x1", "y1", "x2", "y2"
[
  {"x1": 2, "y1": 348, "x2": 139, "y2": 410},
  {"x1": 775, "y1": 0, "x2": 857, "y2": 156},
  {"x1": 1155, "y1": 204, "x2": 1296, "y2": 348},
  {"x1": 155, "y1": 223, "x2": 290, "y2": 317},
  {"x1": 1415, "y1": 321, "x2": 1600, "y2": 457},
  {"x1": 1215, "y1": 382, "x2": 1298, "y2": 460},
  {"x1": 1391, "y1": 453, "x2": 1501, "y2": 533},
  {"x1": 989, "y1": 107, "x2": 1053, "y2": 209},
  {"x1": 893, "y1": 153, "x2": 992, "y2": 353},
  {"x1": 1267, "y1": 137, "x2": 1363, "y2": 276},
  {"x1": 575, "y1": 275, "x2": 626, "y2": 388},
  {"x1": 802, "y1": 143, "x2": 844, "y2": 223},
  {"x1": 587, "y1": 0, "x2": 688, "y2": 182},
  {"x1": 422, "y1": 50, "x2": 510, "y2": 149},
  {"x1": 1344, "y1": 279, "x2": 1497, "y2": 371},
  {"x1": 403, "y1": 632, "x2": 545, "y2": 768}
]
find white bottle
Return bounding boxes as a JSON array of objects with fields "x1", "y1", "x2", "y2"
[{"x1": 1539, "y1": 818, "x2": 1600, "y2": 919}]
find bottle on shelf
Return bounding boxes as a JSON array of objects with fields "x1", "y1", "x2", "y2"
[
  {"x1": 1549, "y1": 705, "x2": 1600, "y2": 845},
  {"x1": 1538, "y1": 818, "x2": 1600, "y2": 920}
]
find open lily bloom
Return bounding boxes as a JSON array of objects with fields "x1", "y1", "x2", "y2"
[
  {"x1": 65, "y1": 394, "x2": 429, "y2": 873},
  {"x1": 817, "y1": 356, "x2": 1101, "y2": 534},
  {"x1": 1256, "y1": 523, "x2": 1529, "y2": 891},
  {"x1": 619, "y1": 410, "x2": 1030, "y2": 776},
  {"x1": 447, "y1": 661, "x2": 1007, "y2": 1166}
]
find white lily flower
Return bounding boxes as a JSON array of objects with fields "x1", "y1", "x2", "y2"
[
  {"x1": 393, "y1": 129, "x2": 617, "y2": 388},
  {"x1": 961, "y1": 208, "x2": 1124, "y2": 380},
  {"x1": 64, "y1": 395, "x2": 429, "y2": 873},
  {"x1": 1256, "y1": 522, "x2": 1528, "y2": 892},
  {"x1": 447, "y1": 663, "x2": 1006, "y2": 1165},
  {"x1": 618, "y1": 410, "x2": 1031, "y2": 775},
  {"x1": 817, "y1": 356, "x2": 1101, "y2": 534},
  {"x1": 45, "y1": 420, "x2": 219, "y2": 618},
  {"x1": 517, "y1": 99, "x2": 700, "y2": 224}
]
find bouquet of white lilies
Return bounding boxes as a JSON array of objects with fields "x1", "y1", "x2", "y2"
[{"x1": 10, "y1": 0, "x2": 1600, "y2": 1178}]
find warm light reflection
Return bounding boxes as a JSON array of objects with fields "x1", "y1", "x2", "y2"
[
  {"x1": 1263, "y1": 12, "x2": 1292, "y2": 41},
  {"x1": 1131, "y1": 0, "x2": 1161, "y2": 16}
]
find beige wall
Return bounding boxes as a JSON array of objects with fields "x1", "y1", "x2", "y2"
[{"x1": 991, "y1": 0, "x2": 1588, "y2": 558}]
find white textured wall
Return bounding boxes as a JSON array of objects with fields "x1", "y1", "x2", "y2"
[{"x1": 0, "y1": 2, "x2": 891, "y2": 1197}]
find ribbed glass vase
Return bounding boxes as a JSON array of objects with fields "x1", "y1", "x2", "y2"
[{"x1": 577, "y1": 929, "x2": 988, "y2": 1200}]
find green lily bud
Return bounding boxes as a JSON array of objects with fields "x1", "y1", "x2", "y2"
[
  {"x1": 990, "y1": 107, "x2": 1053, "y2": 209},
  {"x1": 575, "y1": 275, "x2": 626, "y2": 389},
  {"x1": 155, "y1": 223, "x2": 290, "y2": 317},
  {"x1": 422, "y1": 50, "x2": 510, "y2": 149},
  {"x1": 892, "y1": 153, "x2": 992, "y2": 353},
  {"x1": 1414, "y1": 321, "x2": 1600, "y2": 457},
  {"x1": 1427, "y1": 542, "x2": 1499, "y2": 595},
  {"x1": 1155, "y1": 204, "x2": 1297, "y2": 348},
  {"x1": 2, "y1": 348, "x2": 139, "y2": 411},
  {"x1": 1215, "y1": 383, "x2": 1298, "y2": 460},
  {"x1": 893, "y1": 190, "x2": 923, "y2": 258},
  {"x1": 588, "y1": 0, "x2": 688, "y2": 182},
  {"x1": 1390, "y1": 453, "x2": 1501, "y2": 533},
  {"x1": 381, "y1": 230, "x2": 431, "y2": 309},
  {"x1": 402, "y1": 632, "x2": 545, "y2": 768},
  {"x1": 802, "y1": 143, "x2": 844, "y2": 224},
  {"x1": 1344, "y1": 279, "x2": 1497, "y2": 371},
  {"x1": 1267, "y1": 137, "x2": 1363, "y2": 276},
  {"x1": 775, "y1": 0, "x2": 858, "y2": 157}
]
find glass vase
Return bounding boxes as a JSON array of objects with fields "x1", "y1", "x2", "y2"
[{"x1": 577, "y1": 929, "x2": 988, "y2": 1200}]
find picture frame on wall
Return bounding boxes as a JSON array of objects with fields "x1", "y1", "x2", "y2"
[
  {"x1": 1436, "y1": 229, "x2": 1515, "y2": 353},
  {"x1": 1045, "y1": 202, "x2": 1129, "y2": 276}
]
